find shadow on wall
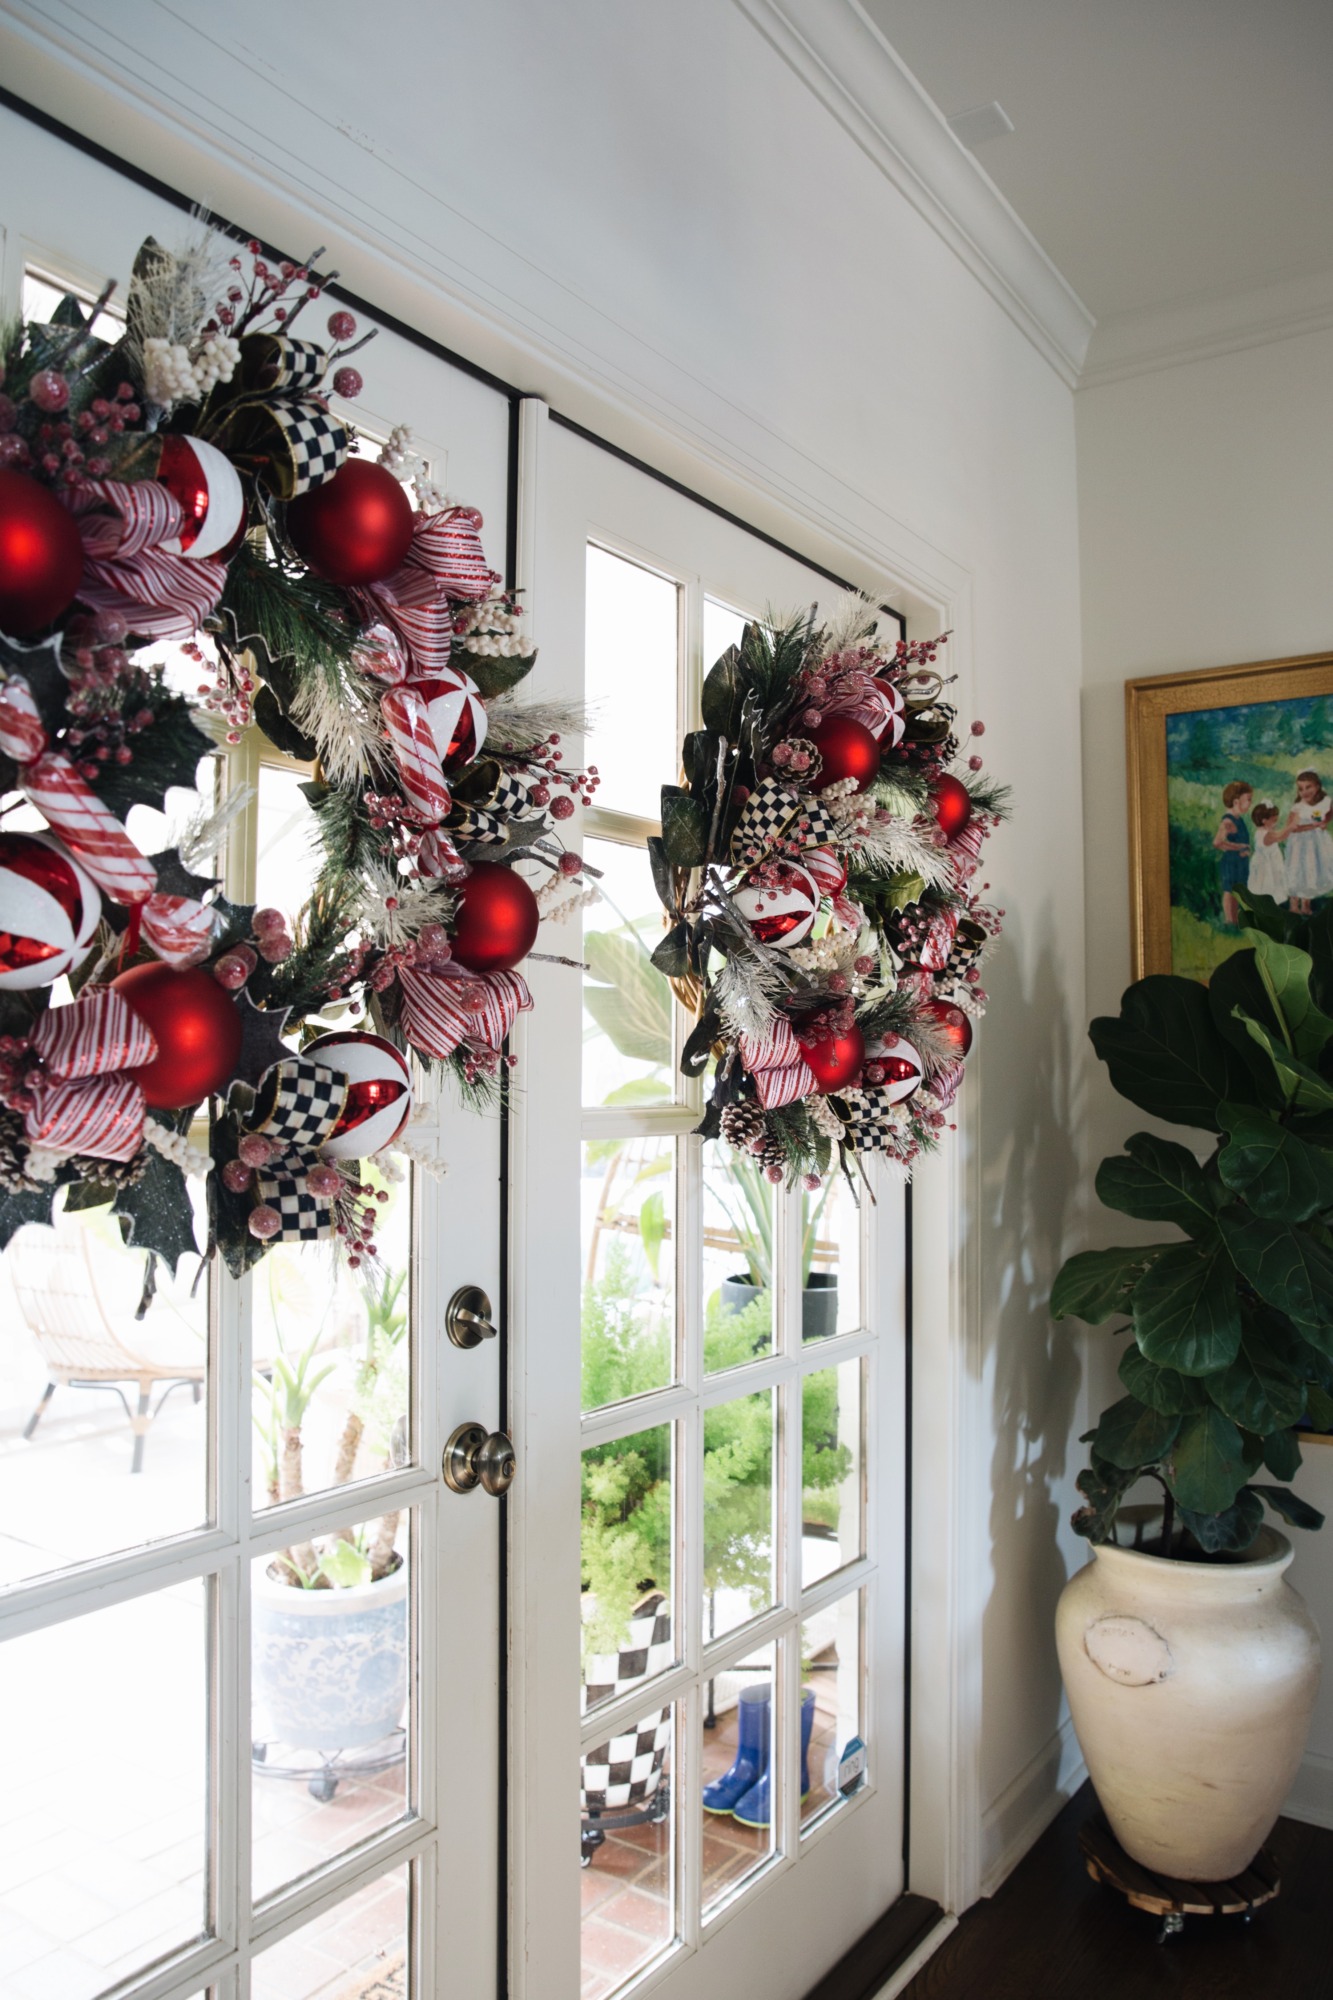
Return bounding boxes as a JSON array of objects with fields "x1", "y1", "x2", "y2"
[{"x1": 976, "y1": 902, "x2": 1086, "y2": 1834}]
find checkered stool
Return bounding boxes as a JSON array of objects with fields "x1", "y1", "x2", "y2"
[{"x1": 581, "y1": 1592, "x2": 672, "y2": 1865}]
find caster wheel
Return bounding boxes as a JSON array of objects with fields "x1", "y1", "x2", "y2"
[
  {"x1": 581, "y1": 1853, "x2": 592, "y2": 1868},
  {"x1": 308, "y1": 1773, "x2": 338, "y2": 1802}
]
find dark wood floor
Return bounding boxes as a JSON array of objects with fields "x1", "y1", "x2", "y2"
[{"x1": 899, "y1": 1781, "x2": 1333, "y2": 2000}]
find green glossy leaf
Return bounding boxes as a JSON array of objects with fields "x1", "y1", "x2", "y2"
[
  {"x1": 1070, "y1": 1458, "x2": 1137, "y2": 1543},
  {"x1": 1050, "y1": 1245, "x2": 1167, "y2": 1324},
  {"x1": 701, "y1": 646, "x2": 748, "y2": 738},
  {"x1": 1178, "y1": 1488, "x2": 1265, "y2": 1553},
  {"x1": 1118, "y1": 1342, "x2": 1207, "y2": 1415},
  {"x1": 1307, "y1": 1384, "x2": 1333, "y2": 1431},
  {"x1": 316, "y1": 1541, "x2": 373, "y2": 1589},
  {"x1": 584, "y1": 931, "x2": 672, "y2": 1065},
  {"x1": 1095, "y1": 1132, "x2": 1217, "y2": 1238},
  {"x1": 1091, "y1": 977, "x2": 1249, "y2": 1132},
  {"x1": 1226, "y1": 1214, "x2": 1333, "y2": 1340},
  {"x1": 660, "y1": 787, "x2": 709, "y2": 868},
  {"x1": 1246, "y1": 929, "x2": 1333, "y2": 1064},
  {"x1": 1251, "y1": 1483, "x2": 1326, "y2": 1531},
  {"x1": 1217, "y1": 1101, "x2": 1333, "y2": 1221},
  {"x1": 646, "y1": 836, "x2": 676, "y2": 915},
  {"x1": 1165, "y1": 1406, "x2": 1249, "y2": 1514},
  {"x1": 650, "y1": 923, "x2": 690, "y2": 977},
  {"x1": 1090, "y1": 1395, "x2": 1181, "y2": 1471},
  {"x1": 1236, "y1": 1012, "x2": 1333, "y2": 1111},
  {"x1": 681, "y1": 1004, "x2": 721, "y2": 1077},
  {"x1": 1206, "y1": 949, "x2": 1289, "y2": 1110},
  {"x1": 1262, "y1": 1429, "x2": 1304, "y2": 1480},
  {"x1": 1207, "y1": 1334, "x2": 1306, "y2": 1434},
  {"x1": 1132, "y1": 1240, "x2": 1242, "y2": 1375}
]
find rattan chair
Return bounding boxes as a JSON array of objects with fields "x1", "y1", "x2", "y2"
[{"x1": 9, "y1": 1223, "x2": 204, "y2": 1473}]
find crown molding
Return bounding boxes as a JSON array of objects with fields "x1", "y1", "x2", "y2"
[
  {"x1": 731, "y1": 0, "x2": 1094, "y2": 388},
  {"x1": 1080, "y1": 265, "x2": 1333, "y2": 390}
]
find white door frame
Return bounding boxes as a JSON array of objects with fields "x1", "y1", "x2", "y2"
[{"x1": 0, "y1": 29, "x2": 988, "y2": 1930}]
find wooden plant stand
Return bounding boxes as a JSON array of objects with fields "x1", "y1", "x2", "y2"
[{"x1": 1078, "y1": 1816, "x2": 1280, "y2": 1943}]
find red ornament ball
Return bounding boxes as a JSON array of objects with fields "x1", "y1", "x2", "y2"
[
  {"x1": 921, "y1": 996, "x2": 974, "y2": 1059},
  {"x1": 157, "y1": 434, "x2": 245, "y2": 560},
  {"x1": 802, "y1": 1021, "x2": 866, "y2": 1095},
  {"x1": 861, "y1": 1033, "x2": 923, "y2": 1104},
  {"x1": 451, "y1": 862, "x2": 540, "y2": 975},
  {"x1": 304, "y1": 1030, "x2": 412, "y2": 1158},
  {"x1": 0, "y1": 468, "x2": 84, "y2": 634},
  {"x1": 112, "y1": 961, "x2": 243, "y2": 1109},
  {"x1": 0, "y1": 831, "x2": 100, "y2": 990},
  {"x1": 415, "y1": 666, "x2": 489, "y2": 772},
  {"x1": 931, "y1": 773, "x2": 972, "y2": 838},
  {"x1": 807, "y1": 715, "x2": 880, "y2": 792},
  {"x1": 286, "y1": 459, "x2": 414, "y2": 586}
]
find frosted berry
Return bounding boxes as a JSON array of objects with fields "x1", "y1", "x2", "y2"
[
  {"x1": 307, "y1": 1163, "x2": 343, "y2": 1197},
  {"x1": 327, "y1": 310, "x2": 358, "y2": 341},
  {"x1": 29, "y1": 370, "x2": 70, "y2": 412},
  {"x1": 221, "y1": 1159, "x2": 253, "y2": 1193},
  {"x1": 248, "y1": 1204, "x2": 282, "y2": 1240},
  {"x1": 238, "y1": 1133, "x2": 277, "y2": 1168},
  {"x1": 333, "y1": 367, "x2": 363, "y2": 399},
  {"x1": 252, "y1": 907, "x2": 286, "y2": 935}
]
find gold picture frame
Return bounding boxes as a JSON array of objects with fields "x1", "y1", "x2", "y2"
[{"x1": 1127, "y1": 650, "x2": 1333, "y2": 980}]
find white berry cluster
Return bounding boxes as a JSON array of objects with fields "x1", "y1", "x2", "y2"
[
  {"x1": 142, "y1": 334, "x2": 240, "y2": 408},
  {"x1": 455, "y1": 595, "x2": 530, "y2": 659}
]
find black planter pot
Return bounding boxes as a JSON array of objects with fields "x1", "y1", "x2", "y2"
[{"x1": 720, "y1": 1271, "x2": 838, "y2": 1342}]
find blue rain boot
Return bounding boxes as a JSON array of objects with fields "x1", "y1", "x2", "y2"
[
  {"x1": 702, "y1": 1685, "x2": 770, "y2": 1816},
  {"x1": 732, "y1": 1687, "x2": 816, "y2": 1829}
]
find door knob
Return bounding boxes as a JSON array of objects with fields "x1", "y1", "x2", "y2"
[
  {"x1": 443, "y1": 1421, "x2": 516, "y2": 1496},
  {"x1": 446, "y1": 1284, "x2": 497, "y2": 1349}
]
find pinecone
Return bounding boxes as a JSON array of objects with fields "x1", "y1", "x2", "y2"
[
  {"x1": 74, "y1": 1147, "x2": 148, "y2": 1190},
  {"x1": 0, "y1": 1109, "x2": 43, "y2": 1193},
  {"x1": 754, "y1": 1129, "x2": 788, "y2": 1180},
  {"x1": 721, "y1": 1099, "x2": 767, "y2": 1157}
]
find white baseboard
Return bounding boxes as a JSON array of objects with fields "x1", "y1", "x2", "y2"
[
  {"x1": 868, "y1": 1915, "x2": 959, "y2": 2000},
  {"x1": 979, "y1": 1713, "x2": 1087, "y2": 1899},
  {"x1": 1285, "y1": 1749, "x2": 1333, "y2": 1830}
]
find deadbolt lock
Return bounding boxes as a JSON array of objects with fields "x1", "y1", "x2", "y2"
[
  {"x1": 446, "y1": 1284, "x2": 497, "y2": 1349},
  {"x1": 443, "y1": 1422, "x2": 516, "y2": 1496}
]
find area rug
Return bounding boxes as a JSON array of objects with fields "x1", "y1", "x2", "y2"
[{"x1": 334, "y1": 1952, "x2": 405, "y2": 1999}]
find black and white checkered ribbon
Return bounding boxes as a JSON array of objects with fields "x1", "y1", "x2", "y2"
[
  {"x1": 448, "y1": 770, "x2": 546, "y2": 845},
  {"x1": 843, "y1": 1089, "x2": 898, "y2": 1155},
  {"x1": 246, "y1": 1056, "x2": 348, "y2": 1243},
  {"x1": 207, "y1": 333, "x2": 350, "y2": 499},
  {"x1": 729, "y1": 777, "x2": 836, "y2": 865}
]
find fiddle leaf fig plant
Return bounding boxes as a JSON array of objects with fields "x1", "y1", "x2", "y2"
[{"x1": 1054, "y1": 903, "x2": 1332, "y2": 1557}]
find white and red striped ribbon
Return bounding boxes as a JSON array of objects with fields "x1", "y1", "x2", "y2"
[
  {"x1": 22, "y1": 989, "x2": 156, "y2": 1163},
  {"x1": 738, "y1": 1020, "x2": 816, "y2": 1109},
  {"x1": 62, "y1": 478, "x2": 227, "y2": 642},
  {"x1": 32, "y1": 988, "x2": 155, "y2": 1079},
  {"x1": 417, "y1": 827, "x2": 466, "y2": 879},
  {"x1": 918, "y1": 907, "x2": 959, "y2": 972},
  {"x1": 26, "y1": 1073, "x2": 146, "y2": 1161},
  {"x1": 140, "y1": 894, "x2": 216, "y2": 968},
  {"x1": 354, "y1": 507, "x2": 502, "y2": 681},
  {"x1": 380, "y1": 685, "x2": 451, "y2": 824},
  {"x1": 947, "y1": 816, "x2": 985, "y2": 885},
  {"x1": 0, "y1": 679, "x2": 48, "y2": 763},
  {"x1": 398, "y1": 965, "x2": 531, "y2": 1060}
]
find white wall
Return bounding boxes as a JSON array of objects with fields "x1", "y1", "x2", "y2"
[
  {"x1": 0, "y1": 0, "x2": 1091, "y2": 1909},
  {"x1": 1077, "y1": 325, "x2": 1333, "y2": 1827}
]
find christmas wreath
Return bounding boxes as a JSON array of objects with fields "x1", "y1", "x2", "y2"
[
  {"x1": 0, "y1": 229, "x2": 593, "y2": 1275},
  {"x1": 649, "y1": 603, "x2": 1008, "y2": 1186}
]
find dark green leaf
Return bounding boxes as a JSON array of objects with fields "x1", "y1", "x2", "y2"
[
  {"x1": 1178, "y1": 1487, "x2": 1265, "y2": 1553},
  {"x1": 701, "y1": 645, "x2": 748, "y2": 738},
  {"x1": 0, "y1": 1185, "x2": 55, "y2": 1247},
  {"x1": 1090, "y1": 1395, "x2": 1181, "y2": 1471},
  {"x1": 1262, "y1": 1429, "x2": 1304, "y2": 1480},
  {"x1": 1307, "y1": 1384, "x2": 1333, "y2": 1431},
  {"x1": 93, "y1": 697, "x2": 213, "y2": 822},
  {"x1": 1234, "y1": 889, "x2": 1289, "y2": 943},
  {"x1": 646, "y1": 837, "x2": 676, "y2": 914},
  {"x1": 1235, "y1": 1013, "x2": 1333, "y2": 1113},
  {"x1": 453, "y1": 648, "x2": 535, "y2": 698},
  {"x1": 1050, "y1": 1244, "x2": 1167, "y2": 1324},
  {"x1": 1217, "y1": 1101, "x2": 1333, "y2": 1221},
  {"x1": 1133, "y1": 1240, "x2": 1242, "y2": 1374},
  {"x1": 114, "y1": 1141, "x2": 199, "y2": 1274},
  {"x1": 1206, "y1": 949, "x2": 1289, "y2": 1110},
  {"x1": 681, "y1": 730, "x2": 719, "y2": 796},
  {"x1": 681, "y1": 1004, "x2": 720, "y2": 1076},
  {"x1": 253, "y1": 685, "x2": 318, "y2": 762},
  {"x1": 1245, "y1": 928, "x2": 1333, "y2": 1064},
  {"x1": 1251, "y1": 1483, "x2": 1326, "y2": 1531},
  {"x1": 1095, "y1": 1132, "x2": 1217, "y2": 1237},
  {"x1": 650, "y1": 924, "x2": 690, "y2": 978},
  {"x1": 1226, "y1": 1214, "x2": 1333, "y2": 1340},
  {"x1": 1165, "y1": 1406, "x2": 1249, "y2": 1514},
  {"x1": 1070, "y1": 1458, "x2": 1137, "y2": 1542},
  {"x1": 1207, "y1": 1333, "x2": 1306, "y2": 1434},
  {"x1": 660, "y1": 787, "x2": 709, "y2": 869},
  {"x1": 1118, "y1": 1342, "x2": 1207, "y2": 1415},
  {"x1": 1091, "y1": 977, "x2": 1250, "y2": 1131}
]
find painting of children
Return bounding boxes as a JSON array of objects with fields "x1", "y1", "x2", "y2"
[
  {"x1": 1283, "y1": 769, "x2": 1333, "y2": 914},
  {"x1": 1248, "y1": 801, "x2": 1289, "y2": 906},
  {"x1": 1213, "y1": 781, "x2": 1252, "y2": 927}
]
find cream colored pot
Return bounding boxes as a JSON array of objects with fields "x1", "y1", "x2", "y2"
[{"x1": 1055, "y1": 1527, "x2": 1320, "y2": 1880}]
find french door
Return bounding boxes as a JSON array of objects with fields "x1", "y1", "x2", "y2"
[
  {"x1": 0, "y1": 103, "x2": 507, "y2": 2000},
  {"x1": 512, "y1": 409, "x2": 909, "y2": 2000}
]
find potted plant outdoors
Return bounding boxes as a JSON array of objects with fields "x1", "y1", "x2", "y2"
[
  {"x1": 715, "y1": 1159, "x2": 840, "y2": 1342},
  {"x1": 1051, "y1": 907, "x2": 1331, "y2": 1881},
  {"x1": 251, "y1": 1267, "x2": 411, "y2": 1797}
]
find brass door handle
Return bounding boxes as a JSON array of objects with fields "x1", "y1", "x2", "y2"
[
  {"x1": 443, "y1": 1422, "x2": 516, "y2": 1496},
  {"x1": 446, "y1": 1284, "x2": 497, "y2": 1349}
]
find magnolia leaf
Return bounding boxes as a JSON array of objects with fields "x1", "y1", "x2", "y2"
[
  {"x1": 1090, "y1": 1395, "x2": 1181, "y2": 1472},
  {"x1": 660, "y1": 787, "x2": 710, "y2": 868},
  {"x1": 1050, "y1": 1244, "x2": 1167, "y2": 1324},
  {"x1": 1091, "y1": 977, "x2": 1249, "y2": 1131},
  {"x1": 1217, "y1": 1100, "x2": 1333, "y2": 1221},
  {"x1": 254, "y1": 684, "x2": 319, "y2": 762},
  {"x1": 682, "y1": 1004, "x2": 721, "y2": 1076},
  {"x1": 646, "y1": 837, "x2": 676, "y2": 914},
  {"x1": 1226, "y1": 1214, "x2": 1333, "y2": 1343},
  {"x1": 1165, "y1": 1406, "x2": 1249, "y2": 1514},
  {"x1": 650, "y1": 923, "x2": 691, "y2": 978},
  {"x1": 1132, "y1": 1240, "x2": 1242, "y2": 1375},
  {"x1": 1118, "y1": 1342, "x2": 1207, "y2": 1416},
  {"x1": 1207, "y1": 1335, "x2": 1306, "y2": 1434},
  {"x1": 1095, "y1": 1132, "x2": 1217, "y2": 1238},
  {"x1": 1178, "y1": 1487, "x2": 1265, "y2": 1553},
  {"x1": 701, "y1": 646, "x2": 748, "y2": 738},
  {"x1": 1262, "y1": 1429, "x2": 1304, "y2": 1480},
  {"x1": 1251, "y1": 1483, "x2": 1326, "y2": 1531},
  {"x1": 1245, "y1": 928, "x2": 1333, "y2": 1064}
]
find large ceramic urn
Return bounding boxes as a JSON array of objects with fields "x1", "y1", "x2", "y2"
[{"x1": 1055, "y1": 1527, "x2": 1320, "y2": 1880}]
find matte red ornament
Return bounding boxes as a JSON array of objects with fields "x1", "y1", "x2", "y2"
[
  {"x1": 451, "y1": 862, "x2": 540, "y2": 975},
  {"x1": 930, "y1": 773, "x2": 972, "y2": 838},
  {"x1": 285, "y1": 459, "x2": 414, "y2": 586},
  {"x1": 157, "y1": 434, "x2": 245, "y2": 560},
  {"x1": 921, "y1": 996, "x2": 973, "y2": 1059},
  {"x1": 807, "y1": 715, "x2": 880, "y2": 792},
  {"x1": 112, "y1": 961, "x2": 243, "y2": 1109},
  {"x1": 0, "y1": 468, "x2": 84, "y2": 633},
  {"x1": 802, "y1": 1022, "x2": 866, "y2": 1094}
]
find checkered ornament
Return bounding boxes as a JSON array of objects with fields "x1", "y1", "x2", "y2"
[
  {"x1": 246, "y1": 1057, "x2": 348, "y2": 1244},
  {"x1": 730, "y1": 777, "x2": 837, "y2": 865}
]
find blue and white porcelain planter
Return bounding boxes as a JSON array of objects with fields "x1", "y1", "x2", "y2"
[{"x1": 252, "y1": 1562, "x2": 409, "y2": 1753}]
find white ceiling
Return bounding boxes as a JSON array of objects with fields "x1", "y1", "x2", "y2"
[{"x1": 863, "y1": 0, "x2": 1333, "y2": 324}]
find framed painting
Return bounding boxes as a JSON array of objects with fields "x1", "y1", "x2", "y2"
[{"x1": 1127, "y1": 650, "x2": 1333, "y2": 982}]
